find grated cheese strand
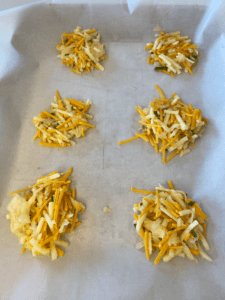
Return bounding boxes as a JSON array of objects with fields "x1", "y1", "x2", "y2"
[
  {"x1": 118, "y1": 136, "x2": 139, "y2": 145},
  {"x1": 168, "y1": 181, "x2": 174, "y2": 189},
  {"x1": 144, "y1": 230, "x2": 150, "y2": 260},
  {"x1": 131, "y1": 187, "x2": 156, "y2": 194},
  {"x1": 154, "y1": 242, "x2": 169, "y2": 265}
]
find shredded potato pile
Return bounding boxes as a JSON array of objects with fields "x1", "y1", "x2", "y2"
[
  {"x1": 118, "y1": 85, "x2": 208, "y2": 163},
  {"x1": 56, "y1": 26, "x2": 107, "y2": 74},
  {"x1": 144, "y1": 31, "x2": 199, "y2": 77},
  {"x1": 32, "y1": 90, "x2": 95, "y2": 147},
  {"x1": 6, "y1": 168, "x2": 85, "y2": 260},
  {"x1": 132, "y1": 181, "x2": 211, "y2": 265}
]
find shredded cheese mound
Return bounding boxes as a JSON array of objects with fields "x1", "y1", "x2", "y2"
[
  {"x1": 56, "y1": 27, "x2": 107, "y2": 74},
  {"x1": 144, "y1": 31, "x2": 199, "y2": 77},
  {"x1": 132, "y1": 181, "x2": 211, "y2": 265},
  {"x1": 6, "y1": 168, "x2": 85, "y2": 260},
  {"x1": 32, "y1": 90, "x2": 95, "y2": 147},
  {"x1": 118, "y1": 85, "x2": 208, "y2": 163}
]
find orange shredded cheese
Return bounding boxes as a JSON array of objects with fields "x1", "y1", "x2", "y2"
[
  {"x1": 118, "y1": 136, "x2": 139, "y2": 145},
  {"x1": 144, "y1": 230, "x2": 150, "y2": 260},
  {"x1": 168, "y1": 181, "x2": 174, "y2": 189},
  {"x1": 131, "y1": 187, "x2": 156, "y2": 194}
]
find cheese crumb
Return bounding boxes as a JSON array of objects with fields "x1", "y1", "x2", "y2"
[
  {"x1": 103, "y1": 207, "x2": 111, "y2": 213},
  {"x1": 153, "y1": 25, "x2": 163, "y2": 32}
]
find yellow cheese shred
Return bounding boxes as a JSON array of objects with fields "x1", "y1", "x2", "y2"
[
  {"x1": 118, "y1": 136, "x2": 139, "y2": 145},
  {"x1": 138, "y1": 203, "x2": 155, "y2": 219},
  {"x1": 39, "y1": 142, "x2": 70, "y2": 147},
  {"x1": 144, "y1": 230, "x2": 150, "y2": 260},
  {"x1": 156, "y1": 189, "x2": 160, "y2": 217},
  {"x1": 154, "y1": 242, "x2": 169, "y2": 265},
  {"x1": 131, "y1": 187, "x2": 156, "y2": 194},
  {"x1": 181, "y1": 61, "x2": 193, "y2": 75},
  {"x1": 56, "y1": 247, "x2": 64, "y2": 257},
  {"x1": 189, "y1": 248, "x2": 200, "y2": 255},
  {"x1": 155, "y1": 85, "x2": 165, "y2": 99},
  {"x1": 165, "y1": 150, "x2": 181, "y2": 164},
  {"x1": 32, "y1": 198, "x2": 52, "y2": 222},
  {"x1": 168, "y1": 181, "x2": 174, "y2": 189},
  {"x1": 71, "y1": 203, "x2": 81, "y2": 231}
]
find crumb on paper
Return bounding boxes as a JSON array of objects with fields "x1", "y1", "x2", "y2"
[
  {"x1": 153, "y1": 25, "x2": 163, "y2": 32},
  {"x1": 103, "y1": 207, "x2": 111, "y2": 213},
  {"x1": 132, "y1": 181, "x2": 211, "y2": 265}
]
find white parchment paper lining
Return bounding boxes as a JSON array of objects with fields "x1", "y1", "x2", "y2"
[{"x1": 0, "y1": 0, "x2": 225, "y2": 299}]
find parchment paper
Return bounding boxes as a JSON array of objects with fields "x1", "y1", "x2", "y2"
[{"x1": 0, "y1": 0, "x2": 225, "y2": 299}]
